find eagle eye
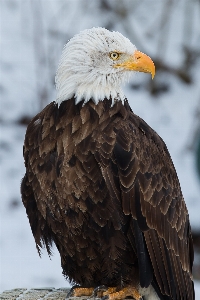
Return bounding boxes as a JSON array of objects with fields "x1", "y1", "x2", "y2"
[{"x1": 109, "y1": 52, "x2": 120, "y2": 60}]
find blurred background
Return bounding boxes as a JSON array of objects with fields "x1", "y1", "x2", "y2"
[{"x1": 0, "y1": 0, "x2": 200, "y2": 296}]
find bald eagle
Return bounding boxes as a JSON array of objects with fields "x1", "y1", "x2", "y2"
[{"x1": 21, "y1": 28, "x2": 194, "y2": 300}]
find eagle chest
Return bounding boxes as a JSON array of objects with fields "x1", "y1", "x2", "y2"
[{"x1": 40, "y1": 111, "x2": 111, "y2": 232}]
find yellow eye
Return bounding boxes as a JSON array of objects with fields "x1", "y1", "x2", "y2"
[{"x1": 109, "y1": 52, "x2": 120, "y2": 60}]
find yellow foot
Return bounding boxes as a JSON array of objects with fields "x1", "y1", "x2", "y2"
[
  {"x1": 67, "y1": 285, "x2": 142, "y2": 300},
  {"x1": 93, "y1": 286, "x2": 117, "y2": 298},
  {"x1": 100, "y1": 286, "x2": 142, "y2": 300},
  {"x1": 66, "y1": 286, "x2": 94, "y2": 298}
]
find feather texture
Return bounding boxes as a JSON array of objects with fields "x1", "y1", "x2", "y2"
[{"x1": 21, "y1": 97, "x2": 194, "y2": 299}]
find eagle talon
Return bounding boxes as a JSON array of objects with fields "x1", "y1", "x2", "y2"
[
  {"x1": 98, "y1": 286, "x2": 142, "y2": 300},
  {"x1": 92, "y1": 285, "x2": 108, "y2": 297},
  {"x1": 66, "y1": 285, "x2": 80, "y2": 298},
  {"x1": 66, "y1": 286, "x2": 94, "y2": 298}
]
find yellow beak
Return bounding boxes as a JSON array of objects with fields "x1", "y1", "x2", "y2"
[{"x1": 115, "y1": 50, "x2": 155, "y2": 79}]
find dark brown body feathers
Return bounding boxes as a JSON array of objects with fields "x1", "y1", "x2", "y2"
[{"x1": 21, "y1": 98, "x2": 194, "y2": 299}]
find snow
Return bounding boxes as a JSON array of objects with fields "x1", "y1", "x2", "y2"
[{"x1": 0, "y1": 0, "x2": 200, "y2": 297}]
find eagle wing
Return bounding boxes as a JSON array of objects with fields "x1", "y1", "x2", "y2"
[
  {"x1": 21, "y1": 103, "x2": 58, "y2": 256},
  {"x1": 95, "y1": 109, "x2": 194, "y2": 299}
]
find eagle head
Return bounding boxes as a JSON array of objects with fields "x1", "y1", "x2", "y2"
[{"x1": 55, "y1": 27, "x2": 155, "y2": 106}]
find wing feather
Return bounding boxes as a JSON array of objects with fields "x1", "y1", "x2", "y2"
[{"x1": 97, "y1": 108, "x2": 194, "y2": 299}]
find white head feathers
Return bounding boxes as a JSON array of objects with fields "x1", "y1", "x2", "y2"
[{"x1": 55, "y1": 27, "x2": 136, "y2": 106}]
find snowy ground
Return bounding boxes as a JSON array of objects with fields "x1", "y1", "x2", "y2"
[{"x1": 0, "y1": 0, "x2": 200, "y2": 297}]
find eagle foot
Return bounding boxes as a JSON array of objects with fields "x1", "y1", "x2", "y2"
[
  {"x1": 92, "y1": 286, "x2": 117, "y2": 298},
  {"x1": 66, "y1": 286, "x2": 94, "y2": 298},
  {"x1": 99, "y1": 286, "x2": 142, "y2": 300},
  {"x1": 66, "y1": 285, "x2": 142, "y2": 300}
]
